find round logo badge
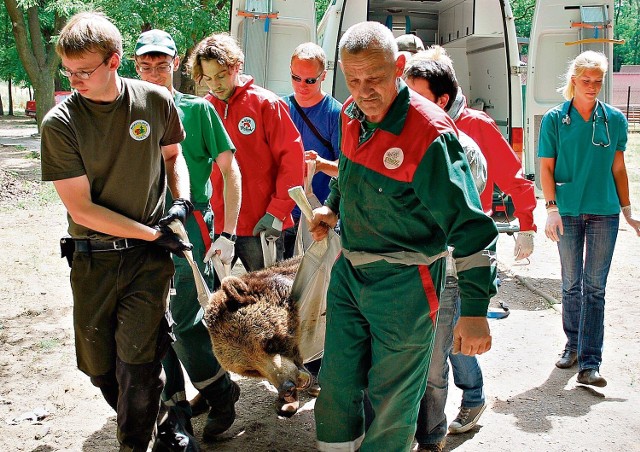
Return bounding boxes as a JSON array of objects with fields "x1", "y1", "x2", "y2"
[
  {"x1": 238, "y1": 116, "x2": 256, "y2": 135},
  {"x1": 129, "y1": 120, "x2": 151, "y2": 141},
  {"x1": 383, "y1": 147, "x2": 404, "y2": 170}
]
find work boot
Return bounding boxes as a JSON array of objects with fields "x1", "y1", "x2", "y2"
[
  {"x1": 555, "y1": 349, "x2": 577, "y2": 369},
  {"x1": 577, "y1": 369, "x2": 607, "y2": 387},
  {"x1": 189, "y1": 393, "x2": 209, "y2": 417},
  {"x1": 202, "y1": 380, "x2": 241, "y2": 441}
]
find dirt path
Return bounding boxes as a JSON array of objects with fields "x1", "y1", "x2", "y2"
[{"x1": 1, "y1": 116, "x2": 639, "y2": 451}]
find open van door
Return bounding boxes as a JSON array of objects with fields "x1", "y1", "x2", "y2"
[
  {"x1": 318, "y1": 0, "x2": 368, "y2": 103},
  {"x1": 525, "y1": 0, "x2": 616, "y2": 190},
  {"x1": 318, "y1": 0, "x2": 524, "y2": 159},
  {"x1": 318, "y1": 0, "x2": 525, "y2": 216},
  {"x1": 229, "y1": 0, "x2": 317, "y2": 96}
]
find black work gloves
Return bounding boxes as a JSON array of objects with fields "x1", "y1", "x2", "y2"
[
  {"x1": 159, "y1": 198, "x2": 194, "y2": 227},
  {"x1": 153, "y1": 225, "x2": 193, "y2": 258}
]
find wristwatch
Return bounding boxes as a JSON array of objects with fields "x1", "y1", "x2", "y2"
[
  {"x1": 545, "y1": 200, "x2": 557, "y2": 208},
  {"x1": 220, "y1": 231, "x2": 237, "y2": 243}
]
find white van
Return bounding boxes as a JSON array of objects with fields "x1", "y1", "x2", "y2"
[{"x1": 228, "y1": 0, "x2": 617, "y2": 190}]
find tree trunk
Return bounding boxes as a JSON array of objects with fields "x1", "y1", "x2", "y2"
[
  {"x1": 8, "y1": 77, "x2": 14, "y2": 116},
  {"x1": 4, "y1": 0, "x2": 64, "y2": 130},
  {"x1": 179, "y1": 47, "x2": 197, "y2": 95},
  {"x1": 33, "y1": 73, "x2": 54, "y2": 123}
]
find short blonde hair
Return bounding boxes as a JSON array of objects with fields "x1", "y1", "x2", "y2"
[
  {"x1": 187, "y1": 33, "x2": 244, "y2": 83},
  {"x1": 291, "y1": 42, "x2": 326, "y2": 69},
  {"x1": 560, "y1": 51, "x2": 608, "y2": 100},
  {"x1": 56, "y1": 12, "x2": 122, "y2": 59}
]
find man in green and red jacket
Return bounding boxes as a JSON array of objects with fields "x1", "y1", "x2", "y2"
[{"x1": 309, "y1": 22, "x2": 498, "y2": 452}]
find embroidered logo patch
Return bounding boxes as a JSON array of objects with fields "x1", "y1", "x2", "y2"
[
  {"x1": 238, "y1": 116, "x2": 256, "y2": 135},
  {"x1": 383, "y1": 147, "x2": 404, "y2": 170},
  {"x1": 129, "y1": 120, "x2": 151, "y2": 141}
]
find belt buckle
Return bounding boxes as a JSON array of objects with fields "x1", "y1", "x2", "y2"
[{"x1": 113, "y1": 239, "x2": 128, "y2": 250}]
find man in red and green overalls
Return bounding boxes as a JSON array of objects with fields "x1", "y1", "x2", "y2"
[{"x1": 309, "y1": 22, "x2": 498, "y2": 452}]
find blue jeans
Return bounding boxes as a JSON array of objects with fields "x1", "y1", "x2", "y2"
[
  {"x1": 415, "y1": 277, "x2": 484, "y2": 445},
  {"x1": 557, "y1": 214, "x2": 618, "y2": 371}
]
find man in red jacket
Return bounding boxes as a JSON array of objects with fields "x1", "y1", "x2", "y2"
[
  {"x1": 404, "y1": 48, "x2": 537, "y2": 451},
  {"x1": 415, "y1": 46, "x2": 537, "y2": 248},
  {"x1": 188, "y1": 33, "x2": 304, "y2": 272}
]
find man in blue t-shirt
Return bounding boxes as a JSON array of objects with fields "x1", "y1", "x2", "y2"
[
  {"x1": 282, "y1": 41, "x2": 342, "y2": 398},
  {"x1": 283, "y1": 42, "x2": 341, "y2": 260}
]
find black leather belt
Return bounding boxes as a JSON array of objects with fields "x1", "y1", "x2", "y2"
[{"x1": 74, "y1": 238, "x2": 148, "y2": 253}]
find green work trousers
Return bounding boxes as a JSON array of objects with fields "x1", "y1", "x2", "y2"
[
  {"x1": 162, "y1": 205, "x2": 232, "y2": 413},
  {"x1": 316, "y1": 255, "x2": 444, "y2": 452}
]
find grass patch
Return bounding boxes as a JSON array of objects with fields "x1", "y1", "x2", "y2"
[
  {"x1": 37, "y1": 338, "x2": 61, "y2": 351},
  {"x1": 25, "y1": 150, "x2": 40, "y2": 159}
]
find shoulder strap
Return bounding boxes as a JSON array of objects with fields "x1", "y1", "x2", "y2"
[{"x1": 290, "y1": 96, "x2": 332, "y2": 150}]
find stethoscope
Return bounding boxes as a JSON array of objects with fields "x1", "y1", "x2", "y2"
[{"x1": 562, "y1": 98, "x2": 611, "y2": 147}]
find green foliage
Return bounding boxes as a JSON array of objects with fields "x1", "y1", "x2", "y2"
[
  {"x1": 612, "y1": 0, "x2": 640, "y2": 70},
  {"x1": 94, "y1": 0, "x2": 231, "y2": 78},
  {"x1": 511, "y1": 0, "x2": 535, "y2": 55},
  {"x1": 0, "y1": 4, "x2": 30, "y2": 86},
  {"x1": 5, "y1": 0, "x2": 639, "y2": 98},
  {"x1": 315, "y1": 0, "x2": 330, "y2": 25}
]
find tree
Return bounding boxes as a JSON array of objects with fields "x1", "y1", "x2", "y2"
[
  {"x1": 316, "y1": 0, "x2": 330, "y2": 24},
  {"x1": 613, "y1": 0, "x2": 640, "y2": 70},
  {"x1": 4, "y1": 0, "x2": 68, "y2": 128},
  {"x1": 511, "y1": 0, "x2": 535, "y2": 56},
  {"x1": 0, "y1": 2, "x2": 35, "y2": 115},
  {"x1": 95, "y1": 0, "x2": 231, "y2": 93}
]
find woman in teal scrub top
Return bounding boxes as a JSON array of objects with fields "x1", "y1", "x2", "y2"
[{"x1": 538, "y1": 50, "x2": 640, "y2": 388}]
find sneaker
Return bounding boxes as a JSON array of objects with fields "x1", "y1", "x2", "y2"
[
  {"x1": 307, "y1": 375, "x2": 321, "y2": 397},
  {"x1": 448, "y1": 404, "x2": 486, "y2": 434},
  {"x1": 413, "y1": 438, "x2": 446, "y2": 451},
  {"x1": 202, "y1": 380, "x2": 241, "y2": 441}
]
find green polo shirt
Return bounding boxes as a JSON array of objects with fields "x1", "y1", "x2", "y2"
[{"x1": 174, "y1": 91, "x2": 235, "y2": 204}]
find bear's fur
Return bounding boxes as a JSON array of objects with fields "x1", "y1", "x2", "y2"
[{"x1": 204, "y1": 256, "x2": 310, "y2": 416}]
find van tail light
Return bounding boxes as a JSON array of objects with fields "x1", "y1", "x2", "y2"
[{"x1": 510, "y1": 127, "x2": 524, "y2": 163}]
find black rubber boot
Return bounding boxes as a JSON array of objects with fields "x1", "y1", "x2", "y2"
[{"x1": 201, "y1": 380, "x2": 241, "y2": 441}]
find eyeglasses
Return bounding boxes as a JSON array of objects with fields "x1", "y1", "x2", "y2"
[
  {"x1": 60, "y1": 55, "x2": 112, "y2": 80},
  {"x1": 290, "y1": 71, "x2": 324, "y2": 85},
  {"x1": 136, "y1": 64, "x2": 173, "y2": 74}
]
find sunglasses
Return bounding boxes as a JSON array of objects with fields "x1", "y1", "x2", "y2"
[{"x1": 290, "y1": 71, "x2": 324, "y2": 85}]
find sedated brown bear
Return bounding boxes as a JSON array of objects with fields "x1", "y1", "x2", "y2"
[{"x1": 204, "y1": 256, "x2": 312, "y2": 417}]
